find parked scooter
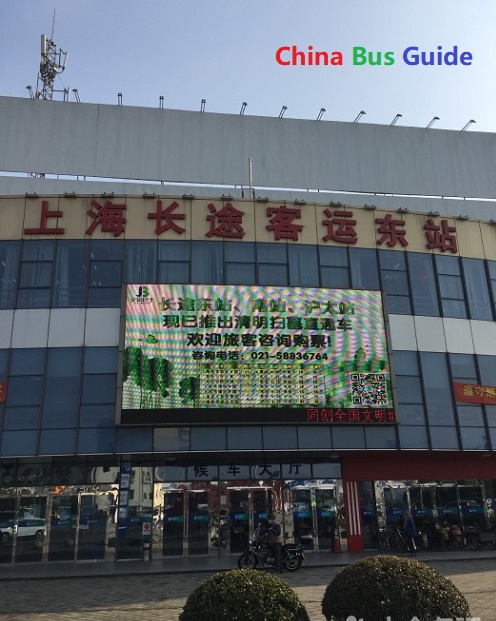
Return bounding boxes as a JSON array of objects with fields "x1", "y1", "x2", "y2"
[{"x1": 237, "y1": 524, "x2": 305, "y2": 572}]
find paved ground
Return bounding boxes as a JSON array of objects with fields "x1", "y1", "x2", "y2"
[{"x1": 0, "y1": 556, "x2": 494, "y2": 620}]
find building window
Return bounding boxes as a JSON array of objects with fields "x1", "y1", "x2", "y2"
[
  {"x1": 257, "y1": 243, "x2": 288, "y2": 286},
  {"x1": 87, "y1": 240, "x2": 123, "y2": 308},
  {"x1": 288, "y1": 245, "x2": 319, "y2": 287},
  {"x1": 407, "y1": 252, "x2": 440, "y2": 316},
  {"x1": 191, "y1": 241, "x2": 223, "y2": 284},
  {"x1": 52, "y1": 240, "x2": 88, "y2": 308},
  {"x1": 379, "y1": 250, "x2": 411, "y2": 314},
  {"x1": 17, "y1": 240, "x2": 54, "y2": 308},
  {"x1": 124, "y1": 240, "x2": 157, "y2": 284},
  {"x1": 225, "y1": 242, "x2": 255, "y2": 285},
  {"x1": 158, "y1": 240, "x2": 190, "y2": 283},
  {"x1": 420, "y1": 352, "x2": 456, "y2": 427},
  {"x1": 462, "y1": 258, "x2": 492, "y2": 321},
  {"x1": 435, "y1": 255, "x2": 467, "y2": 319},
  {"x1": 41, "y1": 348, "x2": 82, "y2": 429},
  {"x1": 0, "y1": 241, "x2": 20, "y2": 309},
  {"x1": 350, "y1": 248, "x2": 379, "y2": 290},
  {"x1": 319, "y1": 246, "x2": 350, "y2": 289}
]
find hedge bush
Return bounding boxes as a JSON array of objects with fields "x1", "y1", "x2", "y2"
[
  {"x1": 321, "y1": 555, "x2": 470, "y2": 621},
  {"x1": 179, "y1": 568, "x2": 310, "y2": 621}
]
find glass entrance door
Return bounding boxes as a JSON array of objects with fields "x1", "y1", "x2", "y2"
[
  {"x1": 188, "y1": 490, "x2": 209, "y2": 555},
  {"x1": 77, "y1": 493, "x2": 109, "y2": 561},
  {"x1": 0, "y1": 497, "x2": 15, "y2": 563},
  {"x1": 47, "y1": 494, "x2": 78, "y2": 561},
  {"x1": 0, "y1": 494, "x2": 47, "y2": 564},
  {"x1": 228, "y1": 489, "x2": 250, "y2": 554},
  {"x1": 14, "y1": 496, "x2": 47, "y2": 563},
  {"x1": 162, "y1": 489, "x2": 185, "y2": 556}
]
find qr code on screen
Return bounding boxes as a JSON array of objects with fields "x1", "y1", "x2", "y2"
[{"x1": 349, "y1": 373, "x2": 388, "y2": 406}]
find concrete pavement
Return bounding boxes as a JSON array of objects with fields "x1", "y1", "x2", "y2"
[{"x1": 0, "y1": 551, "x2": 495, "y2": 620}]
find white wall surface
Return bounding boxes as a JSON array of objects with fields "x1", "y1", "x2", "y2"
[{"x1": 2, "y1": 96, "x2": 496, "y2": 202}]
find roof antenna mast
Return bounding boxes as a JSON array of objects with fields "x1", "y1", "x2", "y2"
[{"x1": 33, "y1": 9, "x2": 69, "y2": 101}]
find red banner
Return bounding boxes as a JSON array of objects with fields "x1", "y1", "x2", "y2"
[
  {"x1": 0, "y1": 382, "x2": 6, "y2": 404},
  {"x1": 454, "y1": 382, "x2": 496, "y2": 405}
]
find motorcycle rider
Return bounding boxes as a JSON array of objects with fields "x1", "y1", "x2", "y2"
[{"x1": 266, "y1": 512, "x2": 283, "y2": 573}]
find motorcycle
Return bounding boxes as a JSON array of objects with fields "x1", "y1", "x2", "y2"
[{"x1": 237, "y1": 524, "x2": 305, "y2": 572}]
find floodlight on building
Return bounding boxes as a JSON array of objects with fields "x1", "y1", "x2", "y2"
[
  {"x1": 221, "y1": 194, "x2": 233, "y2": 200},
  {"x1": 461, "y1": 119, "x2": 476, "y2": 131},
  {"x1": 428, "y1": 210, "x2": 440, "y2": 216},
  {"x1": 353, "y1": 110, "x2": 366, "y2": 123},
  {"x1": 316, "y1": 108, "x2": 326, "y2": 121},
  {"x1": 117, "y1": 93, "x2": 123, "y2": 106},
  {"x1": 63, "y1": 192, "x2": 76, "y2": 198},
  {"x1": 182, "y1": 194, "x2": 195, "y2": 199},
  {"x1": 25, "y1": 192, "x2": 38, "y2": 198},
  {"x1": 364, "y1": 204, "x2": 377, "y2": 210},
  {"x1": 457, "y1": 214, "x2": 469, "y2": 220},
  {"x1": 200, "y1": 99, "x2": 206, "y2": 112},
  {"x1": 26, "y1": 85, "x2": 35, "y2": 99},
  {"x1": 397, "y1": 207, "x2": 409, "y2": 213},
  {"x1": 240, "y1": 102, "x2": 247, "y2": 115},
  {"x1": 72, "y1": 88, "x2": 80, "y2": 103},
  {"x1": 142, "y1": 193, "x2": 156, "y2": 199},
  {"x1": 256, "y1": 197, "x2": 269, "y2": 203},
  {"x1": 101, "y1": 192, "x2": 114, "y2": 198},
  {"x1": 426, "y1": 116, "x2": 439, "y2": 129},
  {"x1": 294, "y1": 199, "x2": 306, "y2": 205},
  {"x1": 390, "y1": 114, "x2": 402, "y2": 126},
  {"x1": 159, "y1": 96, "x2": 164, "y2": 109},
  {"x1": 278, "y1": 105, "x2": 287, "y2": 118},
  {"x1": 329, "y1": 201, "x2": 343, "y2": 207}
]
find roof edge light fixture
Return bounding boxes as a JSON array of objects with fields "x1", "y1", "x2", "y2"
[
  {"x1": 72, "y1": 88, "x2": 80, "y2": 103},
  {"x1": 397, "y1": 207, "x2": 409, "y2": 213},
  {"x1": 390, "y1": 114, "x2": 402, "y2": 126},
  {"x1": 457, "y1": 214, "x2": 470, "y2": 220},
  {"x1": 426, "y1": 116, "x2": 440, "y2": 129},
  {"x1": 461, "y1": 119, "x2": 476, "y2": 131},
  {"x1": 364, "y1": 204, "x2": 377, "y2": 210},
  {"x1": 117, "y1": 93, "x2": 123, "y2": 106},
  {"x1": 353, "y1": 110, "x2": 366, "y2": 123},
  {"x1": 26, "y1": 85, "x2": 35, "y2": 99},
  {"x1": 200, "y1": 99, "x2": 206, "y2": 112},
  {"x1": 240, "y1": 102, "x2": 247, "y2": 115},
  {"x1": 159, "y1": 96, "x2": 164, "y2": 109},
  {"x1": 316, "y1": 107, "x2": 326, "y2": 121},
  {"x1": 278, "y1": 105, "x2": 287, "y2": 118}
]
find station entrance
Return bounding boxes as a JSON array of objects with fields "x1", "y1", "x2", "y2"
[{"x1": 155, "y1": 479, "x2": 344, "y2": 559}]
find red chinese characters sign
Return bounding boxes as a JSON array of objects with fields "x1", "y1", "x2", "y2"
[
  {"x1": 0, "y1": 382, "x2": 7, "y2": 404},
  {"x1": 454, "y1": 382, "x2": 496, "y2": 405},
  {"x1": 21, "y1": 199, "x2": 459, "y2": 253}
]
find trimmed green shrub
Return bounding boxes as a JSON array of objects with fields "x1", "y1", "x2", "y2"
[
  {"x1": 179, "y1": 568, "x2": 310, "y2": 621},
  {"x1": 321, "y1": 555, "x2": 470, "y2": 621}
]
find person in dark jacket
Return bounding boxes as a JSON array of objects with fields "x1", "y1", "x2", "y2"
[
  {"x1": 267, "y1": 513, "x2": 283, "y2": 572},
  {"x1": 403, "y1": 511, "x2": 417, "y2": 556}
]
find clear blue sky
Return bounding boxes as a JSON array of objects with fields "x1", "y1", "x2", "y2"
[{"x1": 1, "y1": 1, "x2": 495, "y2": 132}]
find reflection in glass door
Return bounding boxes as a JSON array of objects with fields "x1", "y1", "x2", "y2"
[
  {"x1": 14, "y1": 496, "x2": 47, "y2": 563},
  {"x1": 162, "y1": 490, "x2": 185, "y2": 556},
  {"x1": 188, "y1": 490, "x2": 209, "y2": 555},
  {"x1": 0, "y1": 498, "x2": 15, "y2": 564},
  {"x1": 227, "y1": 489, "x2": 250, "y2": 554},
  {"x1": 47, "y1": 495, "x2": 78, "y2": 561},
  {"x1": 315, "y1": 488, "x2": 336, "y2": 552},
  {"x1": 77, "y1": 494, "x2": 109, "y2": 561}
]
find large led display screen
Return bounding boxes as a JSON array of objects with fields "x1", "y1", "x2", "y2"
[{"x1": 120, "y1": 284, "x2": 396, "y2": 425}]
